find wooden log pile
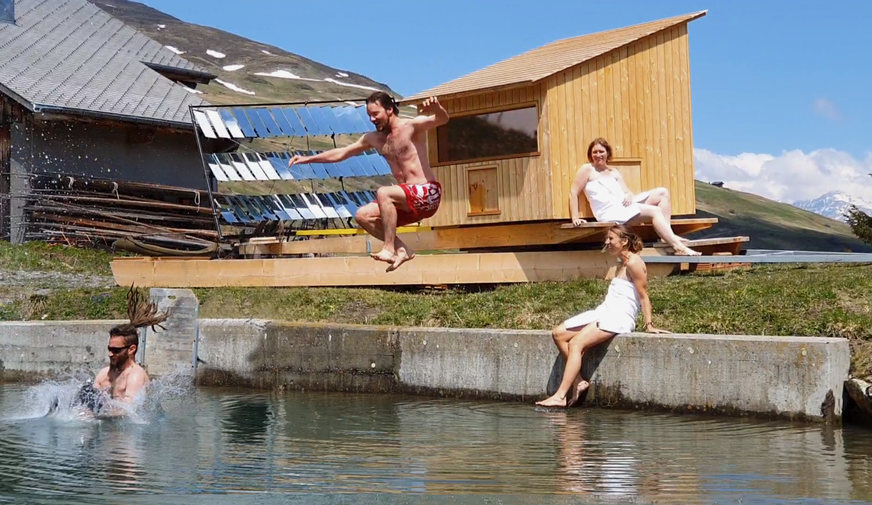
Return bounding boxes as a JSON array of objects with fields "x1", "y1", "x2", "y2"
[{"x1": 21, "y1": 174, "x2": 224, "y2": 256}]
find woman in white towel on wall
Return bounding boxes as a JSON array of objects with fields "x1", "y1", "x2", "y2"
[
  {"x1": 536, "y1": 224, "x2": 668, "y2": 408},
  {"x1": 569, "y1": 137, "x2": 700, "y2": 256}
]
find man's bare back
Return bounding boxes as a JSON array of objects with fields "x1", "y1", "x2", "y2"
[{"x1": 366, "y1": 119, "x2": 435, "y2": 184}]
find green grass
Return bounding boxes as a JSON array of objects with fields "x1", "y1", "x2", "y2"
[
  {"x1": 1, "y1": 241, "x2": 871, "y2": 376},
  {"x1": 0, "y1": 241, "x2": 115, "y2": 276}
]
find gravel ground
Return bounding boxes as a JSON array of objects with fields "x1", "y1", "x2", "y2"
[{"x1": 0, "y1": 270, "x2": 116, "y2": 289}]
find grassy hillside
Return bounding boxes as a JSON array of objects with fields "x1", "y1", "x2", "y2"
[{"x1": 691, "y1": 181, "x2": 871, "y2": 252}]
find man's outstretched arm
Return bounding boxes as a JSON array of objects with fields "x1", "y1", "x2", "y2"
[
  {"x1": 409, "y1": 96, "x2": 449, "y2": 132},
  {"x1": 289, "y1": 134, "x2": 372, "y2": 166}
]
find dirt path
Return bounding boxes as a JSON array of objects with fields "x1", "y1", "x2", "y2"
[{"x1": 0, "y1": 270, "x2": 116, "y2": 289}]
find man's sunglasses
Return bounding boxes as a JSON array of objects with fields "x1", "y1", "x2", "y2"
[{"x1": 108, "y1": 345, "x2": 131, "y2": 354}]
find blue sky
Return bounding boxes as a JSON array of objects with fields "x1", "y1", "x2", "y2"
[{"x1": 140, "y1": 0, "x2": 872, "y2": 202}]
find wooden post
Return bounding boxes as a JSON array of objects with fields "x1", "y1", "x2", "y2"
[{"x1": 0, "y1": 124, "x2": 10, "y2": 241}]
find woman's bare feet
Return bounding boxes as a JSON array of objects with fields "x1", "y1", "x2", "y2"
[
  {"x1": 673, "y1": 245, "x2": 701, "y2": 256},
  {"x1": 567, "y1": 379, "x2": 590, "y2": 407},
  {"x1": 535, "y1": 393, "x2": 568, "y2": 408}
]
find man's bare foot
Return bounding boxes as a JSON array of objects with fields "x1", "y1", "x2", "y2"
[
  {"x1": 371, "y1": 248, "x2": 395, "y2": 264},
  {"x1": 567, "y1": 379, "x2": 590, "y2": 407},
  {"x1": 386, "y1": 247, "x2": 415, "y2": 272},
  {"x1": 535, "y1": 394, "x2": 568, "y2": 408}
]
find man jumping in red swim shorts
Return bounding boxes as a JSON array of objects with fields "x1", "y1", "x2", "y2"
[{"x1": 289, "y1": 91, "x2": 449, "y2": 271}]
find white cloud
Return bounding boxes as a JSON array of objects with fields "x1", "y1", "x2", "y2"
[
  {"x1": 694, "y1": 148, "x2": 872, "y2": 203},
  {"x1": 813, "y1": 98, "x2": 841, "y2": 122}
]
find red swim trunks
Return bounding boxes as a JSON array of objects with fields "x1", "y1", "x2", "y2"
[{"x1": 395, "y1": 181, "x2": 442, "y2": 227}]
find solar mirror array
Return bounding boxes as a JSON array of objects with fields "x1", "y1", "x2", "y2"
[{"x1": 192, "y1": 102, "x2": 390, "y2": 228}]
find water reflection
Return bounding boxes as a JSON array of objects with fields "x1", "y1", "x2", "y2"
[{"x1": 0, "y1": 384, "x2": 870, "y2": 503}]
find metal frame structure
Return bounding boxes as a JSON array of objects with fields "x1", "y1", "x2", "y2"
[{"x1": 188, "y1": 97, "x2": 385, "y2": 242}]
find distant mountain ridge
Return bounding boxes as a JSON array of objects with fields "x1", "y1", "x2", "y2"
[
  {"x1": 691, "y1": 182, "x2": 871, "y2": 252},
  {"x1": 93, "y1": 0, "x2": 401, "y2": 105},
  {"x1": 793, "y1": 191, "x2": 872, "y2": 223}
]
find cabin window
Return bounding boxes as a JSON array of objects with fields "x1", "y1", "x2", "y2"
[
  {"x1": 0, "y1": 0, "x2": 14, "y2": 24},
  {"x1": 435, "y1": 104, "x2": 538, "y2": 164}
]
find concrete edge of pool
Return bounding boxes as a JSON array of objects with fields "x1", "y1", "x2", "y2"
[{"x1": 0, "y1": 316, "x2": 852, "y2": 424}]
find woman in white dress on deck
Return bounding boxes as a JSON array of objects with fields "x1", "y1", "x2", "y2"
[
  {"x1": 536, "y1": 224, "x2": 669, "y2": 408},
  {"x1": 569, "y1": 137, "x2": 700, "y2": 256}
]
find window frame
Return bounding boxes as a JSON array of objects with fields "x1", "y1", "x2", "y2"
[{"x1": 432, "y1": 100, "x2": 541, "y2": 167}]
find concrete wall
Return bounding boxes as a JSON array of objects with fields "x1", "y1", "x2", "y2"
[
  {"x1": 0, "y1": 320, "x2": 123, "y2": 382},
  {"x1": 0, "y1": 319, "x2": 851, "y2": 422}
]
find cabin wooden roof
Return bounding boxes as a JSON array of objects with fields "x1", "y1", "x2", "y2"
[{"x1": 401, "y1": 11, "x2": 706, "y2": 104}]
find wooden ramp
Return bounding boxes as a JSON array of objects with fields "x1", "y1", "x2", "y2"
[
  {"x1": 237, "y1": 218, "x2": 719, "y2": 257},
  {"x1": 111, "y1": 250, "x2": 681, "y2": 288}
]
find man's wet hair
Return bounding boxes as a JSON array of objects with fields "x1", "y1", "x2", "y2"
[
  {"x1": 366, "y1": 91, "x2": 399, "y2": 114},
  {"x1": 108, "y1": 285, "x2": 169, "y2": 348}
]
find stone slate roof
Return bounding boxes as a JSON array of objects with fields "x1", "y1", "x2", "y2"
[{"x1": 0, "y1": 0, "x2": 214, "y2": 127}]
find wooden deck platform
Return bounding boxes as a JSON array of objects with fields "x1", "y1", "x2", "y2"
[
  {"x1": 110, "y1": 236, "x2": 748, "y2": 288},
  {"x1": 111, "y1": 249, "x2": 682, "y2": 288},
  {"x1": 236, "y1": 218, "x2": 719, "y2": 257}
]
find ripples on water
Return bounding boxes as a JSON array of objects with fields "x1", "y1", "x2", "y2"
[{"x1": 1, "y1": 380, "x2": 871, "y2": 504}]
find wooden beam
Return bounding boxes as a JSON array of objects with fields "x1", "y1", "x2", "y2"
[
  {"x1": 559, "y1": 218, "x2": 718, "y2": 242},
  {"x1": 238, "y1": 218, "x2": 718, "y2": 257},
  {"x1": 238, "y1": 222, "x2": 607, "y2": 256},
  {"x1": 295, "y1": 226, "x2": 430, "y2": 237},
  {"x1": 644, "y1": 236, "x2": 749, "y2": 256},
  {"x1": 111, "y1": 250, "x2": 677, "y2": 288}
]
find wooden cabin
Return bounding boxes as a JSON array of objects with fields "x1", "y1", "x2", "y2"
[
  {"x1": 400, "y1": 11, "x2": 707, "y2": 227},
  {"x1": 110, "y1": 9, "x2": 753, "y2": 288}
]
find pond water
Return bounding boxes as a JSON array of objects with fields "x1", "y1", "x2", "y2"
[{"x1": 0, "y1": 379, "x2": 871, "y2": 504}]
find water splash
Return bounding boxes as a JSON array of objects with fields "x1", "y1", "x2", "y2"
[{"x1": 3, "y1": 367, "x2": 195, "y2": 425}]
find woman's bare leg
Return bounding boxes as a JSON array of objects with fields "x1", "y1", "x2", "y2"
[
  {"x1": 642, "y1": 187, "x2": 672, "y2": 222},
  {"x1": 632, "y1": 205, "x2": 700, "y2": 256},
  {"x1": 552, "y1": 323, "x2": 579, "y2": 360},
  {"x1": 536, "y1": 325, "x2": 616, "y2": 407},
  {"x1": 641, "y1": 188, "x2": 690, "y2": 243}
]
